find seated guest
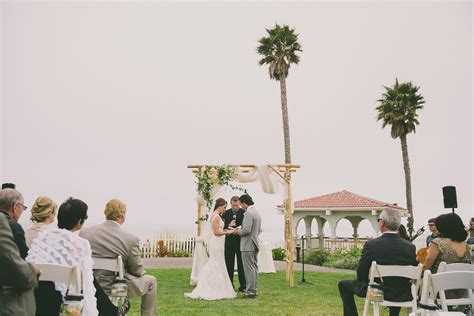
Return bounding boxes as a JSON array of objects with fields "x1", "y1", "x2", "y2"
[
  {"x1": 397, "y1": 224, "x2": 410, "y2": 241},
  {"x1": 0, "y1": 212, "x2": 40, "y2": 315},
  {"x1": 0, "y1": 188, "x2": 29, "y2": 258},
  {"x1": 423, "y1": 213, "x2": 470, "y2": 273},
  {"x1": 81, "y1": 199, "x2": 157, "y2": 316},
  {"x1": 338, "y1": 209, "x2": 417, "y2": 316},
  {"x1": 467, "y1": 217, "x2": 474, "y2": 245},
  {"x1": 426, "y1": 218, "x2": 439, "y2": 247},
  {"x1": 25, "y1": 196, "x2": 57, "y2": 247},
  {"x1": 27, "y1": 197, "x2": 99, "y2": 316}
]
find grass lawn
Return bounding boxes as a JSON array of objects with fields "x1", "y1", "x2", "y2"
[{"x1": 127, "y1": 269, "x2": 405, "y2": 315}]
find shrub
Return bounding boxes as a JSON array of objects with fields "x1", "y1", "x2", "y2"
[
  {"x1": 304, "y1": 249, "x2": 329, "y2": 266},
  {"x1": 322, "y1": 247, "x2": 362, "y2": 270},
  {"x1": 272, "y1": 247, "x2": 286, "y2": 261}
]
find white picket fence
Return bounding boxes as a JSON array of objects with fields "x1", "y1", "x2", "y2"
[{"x1": 140, "y1": 233, "x2": 196, "y2": 258}]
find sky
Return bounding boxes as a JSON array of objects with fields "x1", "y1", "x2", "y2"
[{"x1": 1, "y1": 1, "x2": 472, "y2": 246}]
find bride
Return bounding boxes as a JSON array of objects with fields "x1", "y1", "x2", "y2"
[{"x1": 185, "y1": 198, "x2": 237, "y2": 300}]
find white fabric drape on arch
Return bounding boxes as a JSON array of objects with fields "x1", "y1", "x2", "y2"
[{"x1": 190, "y1": 165, "x2": 288, "y2": 285}]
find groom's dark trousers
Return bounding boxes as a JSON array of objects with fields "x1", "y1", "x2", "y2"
[{"x1": 223, "y1": 208, "x2": 246, "y2": 290}]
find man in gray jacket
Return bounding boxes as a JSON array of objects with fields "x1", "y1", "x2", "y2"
[
  {"x1": 80, "y1": 199, "x2": 157, "y2": 316},
  {"x1": 0, "y1": 212, "x2": 39, "y2": 315},
  {"x1": 235, "y1": 194, "x2": 262, "y2": 299}
]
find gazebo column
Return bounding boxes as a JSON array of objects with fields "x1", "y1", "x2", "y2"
[
  {"x1": 304, "y1": 216, "x2": 313, "y2": 249},
  {"x1": 323, "y1": 214, "x2": 339, "y2": 239},
  {"x1": 292, "y1": 215, "x2": 303, "y2": 239},
  {"x1": 316, "y1": 217, "x2": 326, "y2": 249},
  {"x1": 369, "y1": 217, "x2": 380, "y2": 236},
  {"x1": 347, "y1": 216, "x2": 363, "y2": 239}
]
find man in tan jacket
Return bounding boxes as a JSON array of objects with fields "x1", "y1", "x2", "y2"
[{"x1": 80, "y1": 199, "x2": 157, "y2": 316}]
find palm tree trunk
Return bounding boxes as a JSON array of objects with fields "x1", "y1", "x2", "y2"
[
  {"x1": 400, "y1": 134, "x2": 414, "y2": 236},
  {"x1": 279, "y1": 76, "x2": 291, "y2": 164}
]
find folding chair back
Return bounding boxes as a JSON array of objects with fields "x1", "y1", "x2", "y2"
[
  {"x1": 38, "y1": 263, "x2": 82, "y2": 294},
  {"x1": 430, "y1": 271, "x2": 474, "y2": 312},
  {"x1": 363, "y1": 261, "x2": 423, "y2": 316},
  {"x1": 92, "y1": 255, "x2": 124, "y2": 279},
  {"x1": 437, "y1": 262, "x2": 474, "y2": 273}
]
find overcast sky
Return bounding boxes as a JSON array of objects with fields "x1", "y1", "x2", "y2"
[{"x1": 1, "y1": 1, "x2": 472, "y2": 245}]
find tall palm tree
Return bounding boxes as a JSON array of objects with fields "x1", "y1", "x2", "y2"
[
  {"x1": 376, "y1": 79, "x2": 425, "y2": 236},
  {"x1": 257, "y1": 24, "x2": 302, "y2": 164}
]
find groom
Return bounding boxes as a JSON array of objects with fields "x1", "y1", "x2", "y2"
[{"x1": 235, "y1": 194, "x2": 261, "y2": 299}]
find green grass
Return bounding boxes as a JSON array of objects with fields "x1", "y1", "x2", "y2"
[{"x1": 127, "y1": 268, "x2": 387, "y2": 316}]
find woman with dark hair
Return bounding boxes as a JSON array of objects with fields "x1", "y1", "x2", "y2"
[
  {"x1": 185, "y1": 198, "x2": 237, "y2": 300},
  {"x1": 27, "y1": 198, "x2": 98, "y2": 315},
  {"x1": 423, "y1": 212, "x2": 470, "y2": 273}
]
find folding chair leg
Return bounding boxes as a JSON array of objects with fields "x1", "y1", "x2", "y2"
[
  {"x1": 373, "y1": 302, "x2": 380, "y2": 316},
  {"x1": 362, "y1": 299, "x2": 370, "y2": 316}
]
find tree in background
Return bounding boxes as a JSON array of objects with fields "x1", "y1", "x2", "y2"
[
  {"x1": 257, "y1": 24, "x2": 302, "y2": 164},
  {"x1": 376, "y1": 79, "x2": 425, "y2": 236}
]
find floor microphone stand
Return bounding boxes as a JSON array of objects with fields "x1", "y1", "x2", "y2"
[{"x1": 298, "y1": 235, "x2": 312, "y2": 285}]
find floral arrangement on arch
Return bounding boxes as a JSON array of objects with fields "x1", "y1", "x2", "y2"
[{"x1": 195, "y1": 164, "x2": 246, "y2": 223}]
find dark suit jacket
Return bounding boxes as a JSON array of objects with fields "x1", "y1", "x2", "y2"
[
  {"x1": 223, "y1": 208, "x2": 245, "y2": 247},
  {"x1": 355, "y1": 232, "x2": 418, "y2": 302},
  {"x1": 0, "y1": 213, "x2": 37, "y2": 315},
  {"x1": 0, "y1": 211, "x2": 28, "y2": 259}
]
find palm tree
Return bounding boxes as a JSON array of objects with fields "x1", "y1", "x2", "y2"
[
  {"x1": 257, "y1": 24, "x2": 302, "y2": 164},
  {"x1": 376, "y1": 79, "x2": 425, "y2": 236}
]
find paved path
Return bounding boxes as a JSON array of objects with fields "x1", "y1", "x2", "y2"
[{"x1": 143, "y1": 257, "x2": 355, "y2": 274}]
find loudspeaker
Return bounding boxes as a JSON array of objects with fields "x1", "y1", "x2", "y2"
[{"x1": 442, "y1": 186, "x2": 457, "y2": 209}]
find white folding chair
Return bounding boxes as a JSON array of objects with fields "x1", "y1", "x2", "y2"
[
  {"x1": 436, "y1": 262, "x2": 474, "y2": 310},
  {"x1": 92, "y1": 255, "x2": 124, "y2": 278},
  {"x1": 430, "y1": 270, "x2": 474, "y2": 313},
  {"x1": 437, "y1": 262, "x2": 474, "y2": 273},
  {"x1": 363, "y1": 261, "x2": 423, "y2": 316},
  {"x1": 38, "y1": 263, "x2": 82, "y2": 294}
]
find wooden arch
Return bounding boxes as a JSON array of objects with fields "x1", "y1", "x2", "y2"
[{"x1": 188, "y1": 164, "x2": 300, "y2": 286}]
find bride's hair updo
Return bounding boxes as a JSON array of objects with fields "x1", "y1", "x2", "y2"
[{"x1": 214, "y1": 198, "x2": 227, "y2": 210}]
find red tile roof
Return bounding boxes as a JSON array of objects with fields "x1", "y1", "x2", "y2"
[{"x1": 294, "y1": 190, "x2": 406, "y2": 210}]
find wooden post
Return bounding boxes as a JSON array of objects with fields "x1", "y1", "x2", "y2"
[
  {"x1": 197, "y1": 204, "x2": 202, "y2": 237},
  {"x1": 285, "y1": 167, "x2": 295, "y2": 287}
]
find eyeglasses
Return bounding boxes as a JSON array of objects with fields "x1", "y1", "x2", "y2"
[
  {"x1": 377, "y1": 218, "x2": 382, "y2": 222},
  {"x1": 17, "y1": 203, "x2": 28, "y2": 211},
  {"x1": 428, "y1": 224, "x2": 435, "y2": 227}
]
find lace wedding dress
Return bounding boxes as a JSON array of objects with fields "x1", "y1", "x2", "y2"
[{"x1": 185, "y1": 215, "x2": 236, "y2": 300}]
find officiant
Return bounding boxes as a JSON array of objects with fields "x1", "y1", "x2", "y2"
[{"x1": 223, "y1": 196, "x2": 246, "y2": 291}]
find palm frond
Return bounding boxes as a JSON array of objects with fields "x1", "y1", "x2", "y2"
[
  {"x1": 256, "y1": 24, "x2": 302, "y2": 81},
  {"x1": 375, "y1": 79, "x2": 426, "y2": 138}
]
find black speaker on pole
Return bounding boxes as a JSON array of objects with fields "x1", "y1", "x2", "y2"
[{"x1": 442, "y1": 186, "x2": 457, "y2": 212}]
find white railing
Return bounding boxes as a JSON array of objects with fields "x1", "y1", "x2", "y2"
[{"x1": 140, "y1": 233, "x2": 195, "y2": 258}]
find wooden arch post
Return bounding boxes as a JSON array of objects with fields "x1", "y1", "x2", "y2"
[{"x1": 188, "y1": 163, "x2": 300, "y2": 286}]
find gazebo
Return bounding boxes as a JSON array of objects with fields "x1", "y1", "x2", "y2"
[{"x1": 281, "y1": 190, "x2": 408, "y2": 249}]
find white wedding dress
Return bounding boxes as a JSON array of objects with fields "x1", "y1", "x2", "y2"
[{"x1": 185, "y1": 215, "x2": 236, "y2": 300}]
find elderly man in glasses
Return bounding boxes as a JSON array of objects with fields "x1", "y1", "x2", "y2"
[{"x1": 0, "y1": 188, "x2": 29, "y2": 259}]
